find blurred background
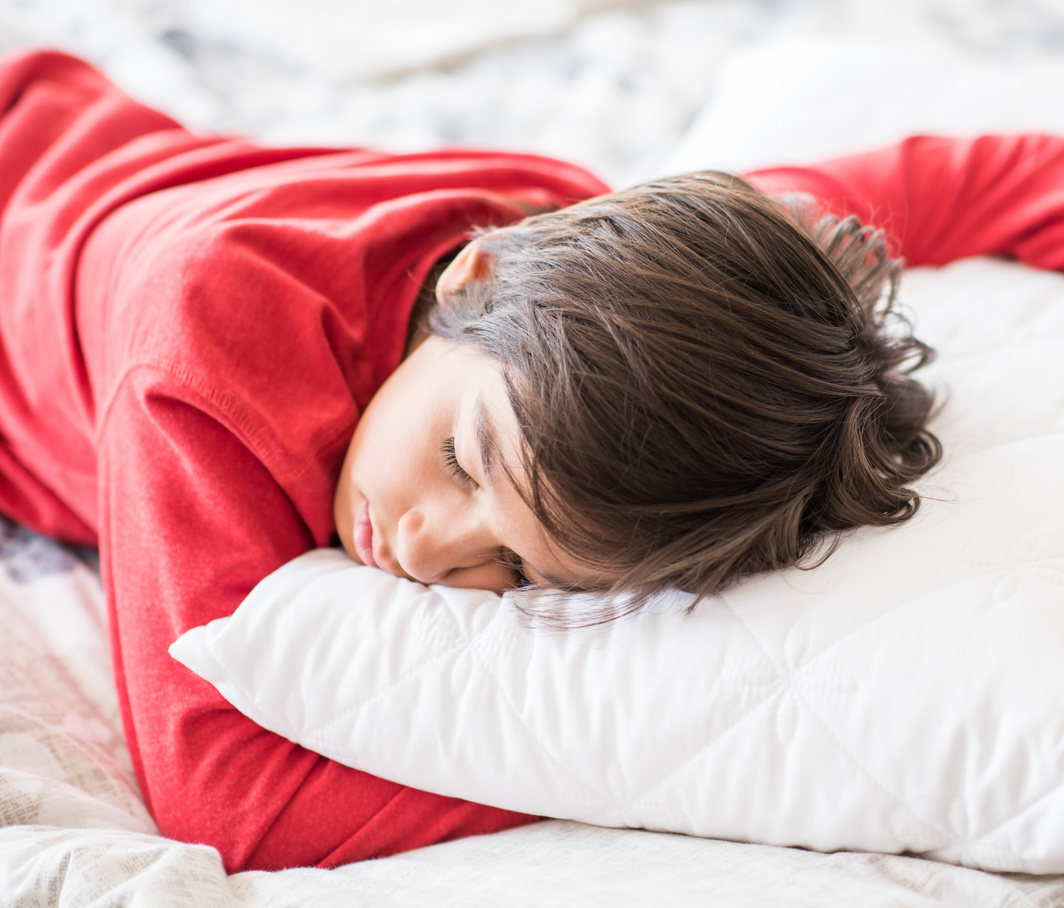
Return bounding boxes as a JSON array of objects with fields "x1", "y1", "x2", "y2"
[{"x1": 2, "y1": 0, "x2": 1064, "y2": 186}]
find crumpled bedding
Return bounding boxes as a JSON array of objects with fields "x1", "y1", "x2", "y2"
[{"x1": 0, "y1": 522, "x2": 153, "y2": 839}]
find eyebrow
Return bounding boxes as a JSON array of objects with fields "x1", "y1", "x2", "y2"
[
  {"x1": 472, "y1": 395, "x2": 499, "y2": 490},
  {"x1": 471, "y1": 395, "x2": 565, "y2": 587}
]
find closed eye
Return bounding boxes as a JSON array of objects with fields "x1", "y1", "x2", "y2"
[
  {"x1": 500, "y1": 549, "x2": 532, "y2": 588},
  {"x1": 441, "y1": 436, "x2": 475, "y2": 487}
]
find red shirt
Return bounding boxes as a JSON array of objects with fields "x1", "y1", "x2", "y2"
[
  {"x1": 0, "y1": 50, "x2": 608, "y2": 871},
  {"x1": 748, "y1": 134, "x2": 1064, "y2": 269},
  {"x1": 3, "y1": 49, "x2": 1064, "y2": 872}
]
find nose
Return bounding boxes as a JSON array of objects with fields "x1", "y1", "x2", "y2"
[{"x1": 394, "y1": 505, "x2": 497, "y2": 586}]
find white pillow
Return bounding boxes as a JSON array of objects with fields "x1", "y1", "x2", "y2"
[{"x1": 172, "y1": 256, "x2": 1064, "y2": 874}]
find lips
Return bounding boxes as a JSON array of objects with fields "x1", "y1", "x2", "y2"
[{"x1": 353, "y1": 503, "x2": 381, "y2": 569}]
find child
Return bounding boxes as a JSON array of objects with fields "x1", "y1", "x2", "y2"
[
  {"x1": 332, "y1": 172, "x2": 941, "y2": 618},
  {"x1": 2, "y1": 48, "x2": 1064, "y2": 873}
]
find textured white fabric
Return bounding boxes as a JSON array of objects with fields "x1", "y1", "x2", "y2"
[
  {"x1": 5, "y1": 820, "x2": 1063, "y2": 908},
  {"x1": 0, "y1": 522, "x2": 155, "y2": 839},
  {"x1": 173, "y1": 256, "x2": 1064, "y2": 874}
]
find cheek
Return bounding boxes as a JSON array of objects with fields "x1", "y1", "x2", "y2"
[
  {"x1": 335, "y1": 334, "x2": 472, "y2": 529},
  {"x1": 333, "y1": 403, "x2": 411, "y2": 560},
  {"x1": 347, "y1": 387, "x2": 438, "y2": 506},
  {"x1": 345, "y1": 416, "x2": 393, "y2": 498},
  {"x1": 441, "y1": 561, "x2": 520, "y2": 594},
  {"x1": 332, "y1": 438, "x2": 361, "y2": 557},
  {"x1": 333, "y1": 394, "x2": 393, "y2": 516}
]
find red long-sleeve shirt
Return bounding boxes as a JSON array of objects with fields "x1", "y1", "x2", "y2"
[
  {"x1": 2, "y1": 49, "x2": 1064, "y2": 872},
  {"x1": 0, "y1": 49, "x2": 608, "y2": 870},
  {"x1": 748, "y1": 136, "x2": 1064, "y2": 269}
]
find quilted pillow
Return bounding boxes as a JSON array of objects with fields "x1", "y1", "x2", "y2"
[{"x1": 172, "y1": 256, "x2": 1064, "y2": 874}]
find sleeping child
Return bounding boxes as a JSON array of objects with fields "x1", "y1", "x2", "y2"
[{"x1": 2, "y1": 48, "x2": 1063, "y2": 872}]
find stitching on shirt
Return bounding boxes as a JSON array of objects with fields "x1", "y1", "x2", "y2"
[{"x1": 94, "y1": 359, "x2": 357, "y2": 484}]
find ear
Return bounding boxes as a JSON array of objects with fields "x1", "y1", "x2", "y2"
[{"x1": 437, "y1": 239, "x2": 492, "y2": 297}]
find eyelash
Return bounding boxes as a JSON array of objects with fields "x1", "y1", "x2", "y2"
[
  {"x1": 441, "y1": 437, "x2": 474, "y2": 486},
  {"x1": 503, "y1": 551, "x2": 532, "y2": 588}
]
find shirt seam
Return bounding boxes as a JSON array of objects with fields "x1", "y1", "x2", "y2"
[{"x1": 94, "y1": 358, "x2": 357, "y2": 484}]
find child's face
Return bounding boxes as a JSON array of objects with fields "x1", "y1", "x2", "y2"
[{"x1": 333, "y1": 334, "x2": 600, "y2": 593}]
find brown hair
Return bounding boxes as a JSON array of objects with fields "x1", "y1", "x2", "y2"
[{"x1": 429, "y1": 172, "x2": 941, "y2": 621}]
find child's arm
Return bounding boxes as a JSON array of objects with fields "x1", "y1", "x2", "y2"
[
  {"x1": 97, "y1": 373, "x2": 535, "y2": 872},
  {"x1": 747, "y1": 134, "x2": 1064, "y2": 271},
  {"x1": 0, "y1": 48, "x2": 614, "y2": 875}
]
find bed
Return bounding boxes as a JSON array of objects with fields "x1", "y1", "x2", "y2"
[{"x1": 2, "y1": 1, "x2": 1064, "y2": 905}]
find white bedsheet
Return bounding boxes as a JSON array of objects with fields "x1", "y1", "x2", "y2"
[{"x1": 4, "y1": 818, "x2": 1063, "y2": 907}]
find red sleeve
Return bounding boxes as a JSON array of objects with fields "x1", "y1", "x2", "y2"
[
  {"x1": 746, "y1": 134, "x2": 1064, "y2": 271},
  {"x1": 74, "y1": 146, "x2": 601, "y2": 874},
  {"x1": 97, "y1": 371, "x2": 535, "y2": 872},
  {"x1": 0, "y1": 48, "x2": 608, "y2": 872}
]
